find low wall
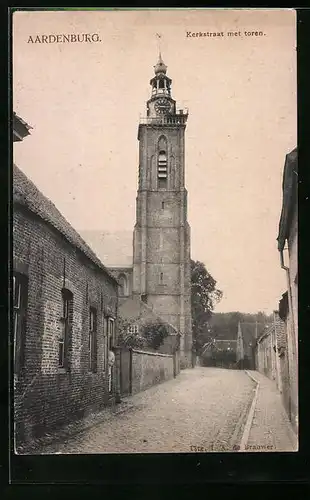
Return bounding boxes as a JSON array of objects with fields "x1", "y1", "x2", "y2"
[{"x1": 131, "y1": 349, "x2": 175, "y2": 395}]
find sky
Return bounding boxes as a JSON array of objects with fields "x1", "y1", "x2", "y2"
[{"x1": 13, "y1": 9, "x2": 297, "y2": 314}]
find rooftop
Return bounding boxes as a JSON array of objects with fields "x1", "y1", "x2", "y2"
[
  {"x1": 13, "y1": 164, "x2": 118, "y2": 284},
  {"x1": 13, "y1": 112, "x2": 32, "y2": 142},
  {"x1": 277, "y1": 147, "x2": 298, "y2": 250}
]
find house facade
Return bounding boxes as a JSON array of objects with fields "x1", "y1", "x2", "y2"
[
  {"x1": 236, "y1": 322, "x2": 256, "y2": 370},
  {"x1": 13, "y1": 114, "x2": 119, "y2": 449},
  {"x1": 255, "y1": 310, "x2": 292, "y2": 421},
  {"x1": 201, "y1": 339, "x2": 237, "y2": 369},
  {"x1": 255, "y1": 311, "x2": 285, "y2": 387},
  {"x1": 277, "y1": 147, "x2": 298, "y2": 433}
]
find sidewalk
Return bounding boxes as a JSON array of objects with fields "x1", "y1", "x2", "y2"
[
  {"x1": 17, "y1": 397, "x2": 135, "y2": 454},
  {"x1": 245, "y1": 370, "x2": 298, "y2": 452}
]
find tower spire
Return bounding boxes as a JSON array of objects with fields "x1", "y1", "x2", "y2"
[
  {"x1": 156, "y1": 32, "x2": 162, "y2": 59},
  {"x1": 154, "y1": 33, "x2": 167, "y2": 75}
]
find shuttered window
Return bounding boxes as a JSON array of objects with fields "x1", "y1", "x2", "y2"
[{"x1": 158, "y1": 150, "x2": 167, "y2": 188}]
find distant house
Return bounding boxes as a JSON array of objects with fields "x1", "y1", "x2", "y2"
[
  {"x1": 277, "y1": 146, "x2": 298, "y2": 433},
  {"x1": 201, "y1": 339, "x2": 237, "y2": 369},
  {"x1": 13, "y1": 114, "x2": 119, "y2": 449},
  {"x1": 255, "y1": 311, "x2": 286, "y2": 391},
  {"x1": 236, "y1": 322, "x2": 257, "y2": 370}
]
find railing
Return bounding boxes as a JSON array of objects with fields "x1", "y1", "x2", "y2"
[{"x1": 139, "y1": 113, "x2": 188, "y2": 126}]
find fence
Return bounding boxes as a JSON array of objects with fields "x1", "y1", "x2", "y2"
[{"x1": 117, "y1": 347, "x2": 178, "y2": 397}]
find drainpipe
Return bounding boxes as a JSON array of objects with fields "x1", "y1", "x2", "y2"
[
  {"x1": 280, "y1": 248, "x2": 297, "y2": 427},
  {"x1": 280, "y1": 249, "x2": 295, "y2": 346},
  {"x1": 273, "y1": 312, "x2": 282, "y2": 394}
]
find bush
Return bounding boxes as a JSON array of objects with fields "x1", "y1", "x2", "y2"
[
  {"x1": 117, "y1": 319, "x2": 170, "y2": 351},
  {"x1": 141, "y1": 321, "x2": 170, "y2": 350},
  {"x1": 117, "y1": 318, "x2": 147, "y2": 349}
]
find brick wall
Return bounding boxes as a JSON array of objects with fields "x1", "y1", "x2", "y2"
[
  {"x1": 256, "y1": 332, "x2": 274, "y2": 380},
  {"x1": 13, "y1": 206, "x2": 118, "y2": 448},
  {"x1": 131, "y1": 349, "x2": 175, "y2": 395}
]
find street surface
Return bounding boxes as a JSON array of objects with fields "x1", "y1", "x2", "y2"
[{"x1": 40, "y1": 367, "x2": 256, "y2": 454}]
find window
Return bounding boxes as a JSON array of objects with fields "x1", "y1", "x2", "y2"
[
  {"x1": 59, "y1": 289, "x2": 73, "y2": 369},
  {"x1": 102, "y1": 316, "x2": 109, "y2": 371},
  {"x1": 118, "y1": 274, "x2": 128, "y2": 296},
  {"x1": 127, "y1": 324, "x2": 139, "y2": 335},
  {"x1": 108, "y1": 317, "x2": 115, "y2": 350},
  {"x1": 158, "y1": 150, "x2": 167, "y2": 189},
  {"x1": 89, "y1": 307, "x2": 97, "y2": 372},
  {"x1": 13, "y1": 273, "x2": 28, "y2": 375}
]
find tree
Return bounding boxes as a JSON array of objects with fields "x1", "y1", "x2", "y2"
[
  {"x1": 209, "y1": 311, "x2": 272, "y2": 341},
  {"x1": 191, "y1": 259, "x2": 223, "y2": 354},
  {"x1": 141, "y1": 321, "x2": 170, "y2": 350}
]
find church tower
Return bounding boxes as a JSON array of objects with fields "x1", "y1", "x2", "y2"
[{"x1": 132, "y1": 53, "x2": 193, "y2": 368}]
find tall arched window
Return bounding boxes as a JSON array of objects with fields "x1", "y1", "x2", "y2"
[{"x1": 118, "y1": 274, "x2": 128, "y2": 296}]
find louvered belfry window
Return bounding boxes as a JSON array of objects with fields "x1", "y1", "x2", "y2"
[{"x1": 158, "y1": 150, "x2": 167, "y2": 188}]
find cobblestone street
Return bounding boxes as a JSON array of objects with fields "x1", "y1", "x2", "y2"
[{"x1": 39, "y1": 367, "x2": 257, "y2": 454}]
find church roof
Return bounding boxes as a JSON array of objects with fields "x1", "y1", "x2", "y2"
[
  {"x1": 13, "y1": 164, "x2": 117, "y2": 284},
  {"x1": 80, "y1": 230, "x2": 133, "y2": 267},
  {"x1": 119, "y1": 295, "x2": 178, "y2": 334}
]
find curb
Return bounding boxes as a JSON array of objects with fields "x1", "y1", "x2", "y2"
[{"x1": 238, "y1": 370, "x2": 259, "y2": 452}]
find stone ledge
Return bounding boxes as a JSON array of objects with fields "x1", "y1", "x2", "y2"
[{"x1": 132, "y1": 349, "x2": 173, "y2": 358}]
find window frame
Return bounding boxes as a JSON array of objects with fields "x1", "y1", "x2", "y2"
[
  {"x1": 103, "y1": 315, "x2": 108, "y2": 372},
  {"x1": 89, "y1": 306, "x2": 98, "y2": 373},
  {"x1": 59, "y1": 288, "x2": 73, "y2": 370},
  {"x1": 13, "y1": 272, "x2": 28, "y2": 376},
  {"x1": 127, "y1": 324, "x2": 139, "y2": 335},
  {"x1": 108, "y1": 317, "x2": 115, "y2": 350}
]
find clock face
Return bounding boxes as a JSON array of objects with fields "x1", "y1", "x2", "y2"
[{"x1": 154, "y1": 98, "x2": 172, "y2": 115}]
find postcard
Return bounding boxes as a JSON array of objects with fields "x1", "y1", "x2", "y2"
[{"x1": 12, "y1": 8, "x2": 297, "y2": 456}]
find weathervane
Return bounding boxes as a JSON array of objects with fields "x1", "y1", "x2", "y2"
[{"x1": 156, "y1": 32, "x2": 162, "y2": 57}]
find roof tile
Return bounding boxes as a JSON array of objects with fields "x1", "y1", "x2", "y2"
[{"x1": 13, "y1": 164, "x2": 117, "y2": 284}]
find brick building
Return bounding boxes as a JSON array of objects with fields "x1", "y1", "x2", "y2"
[
  {"x1": 277, "y1": 146, "x2": 298, "y2": 433},
  {"x1": 255, "y1": 311, "x2": 286, "y2": 387},
  {"x1": 254, "y1": 147, "x2": 298, "y2": 435},
  {"x1": 13, "y1": 114, "x2": 119, "y2": 449}
]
